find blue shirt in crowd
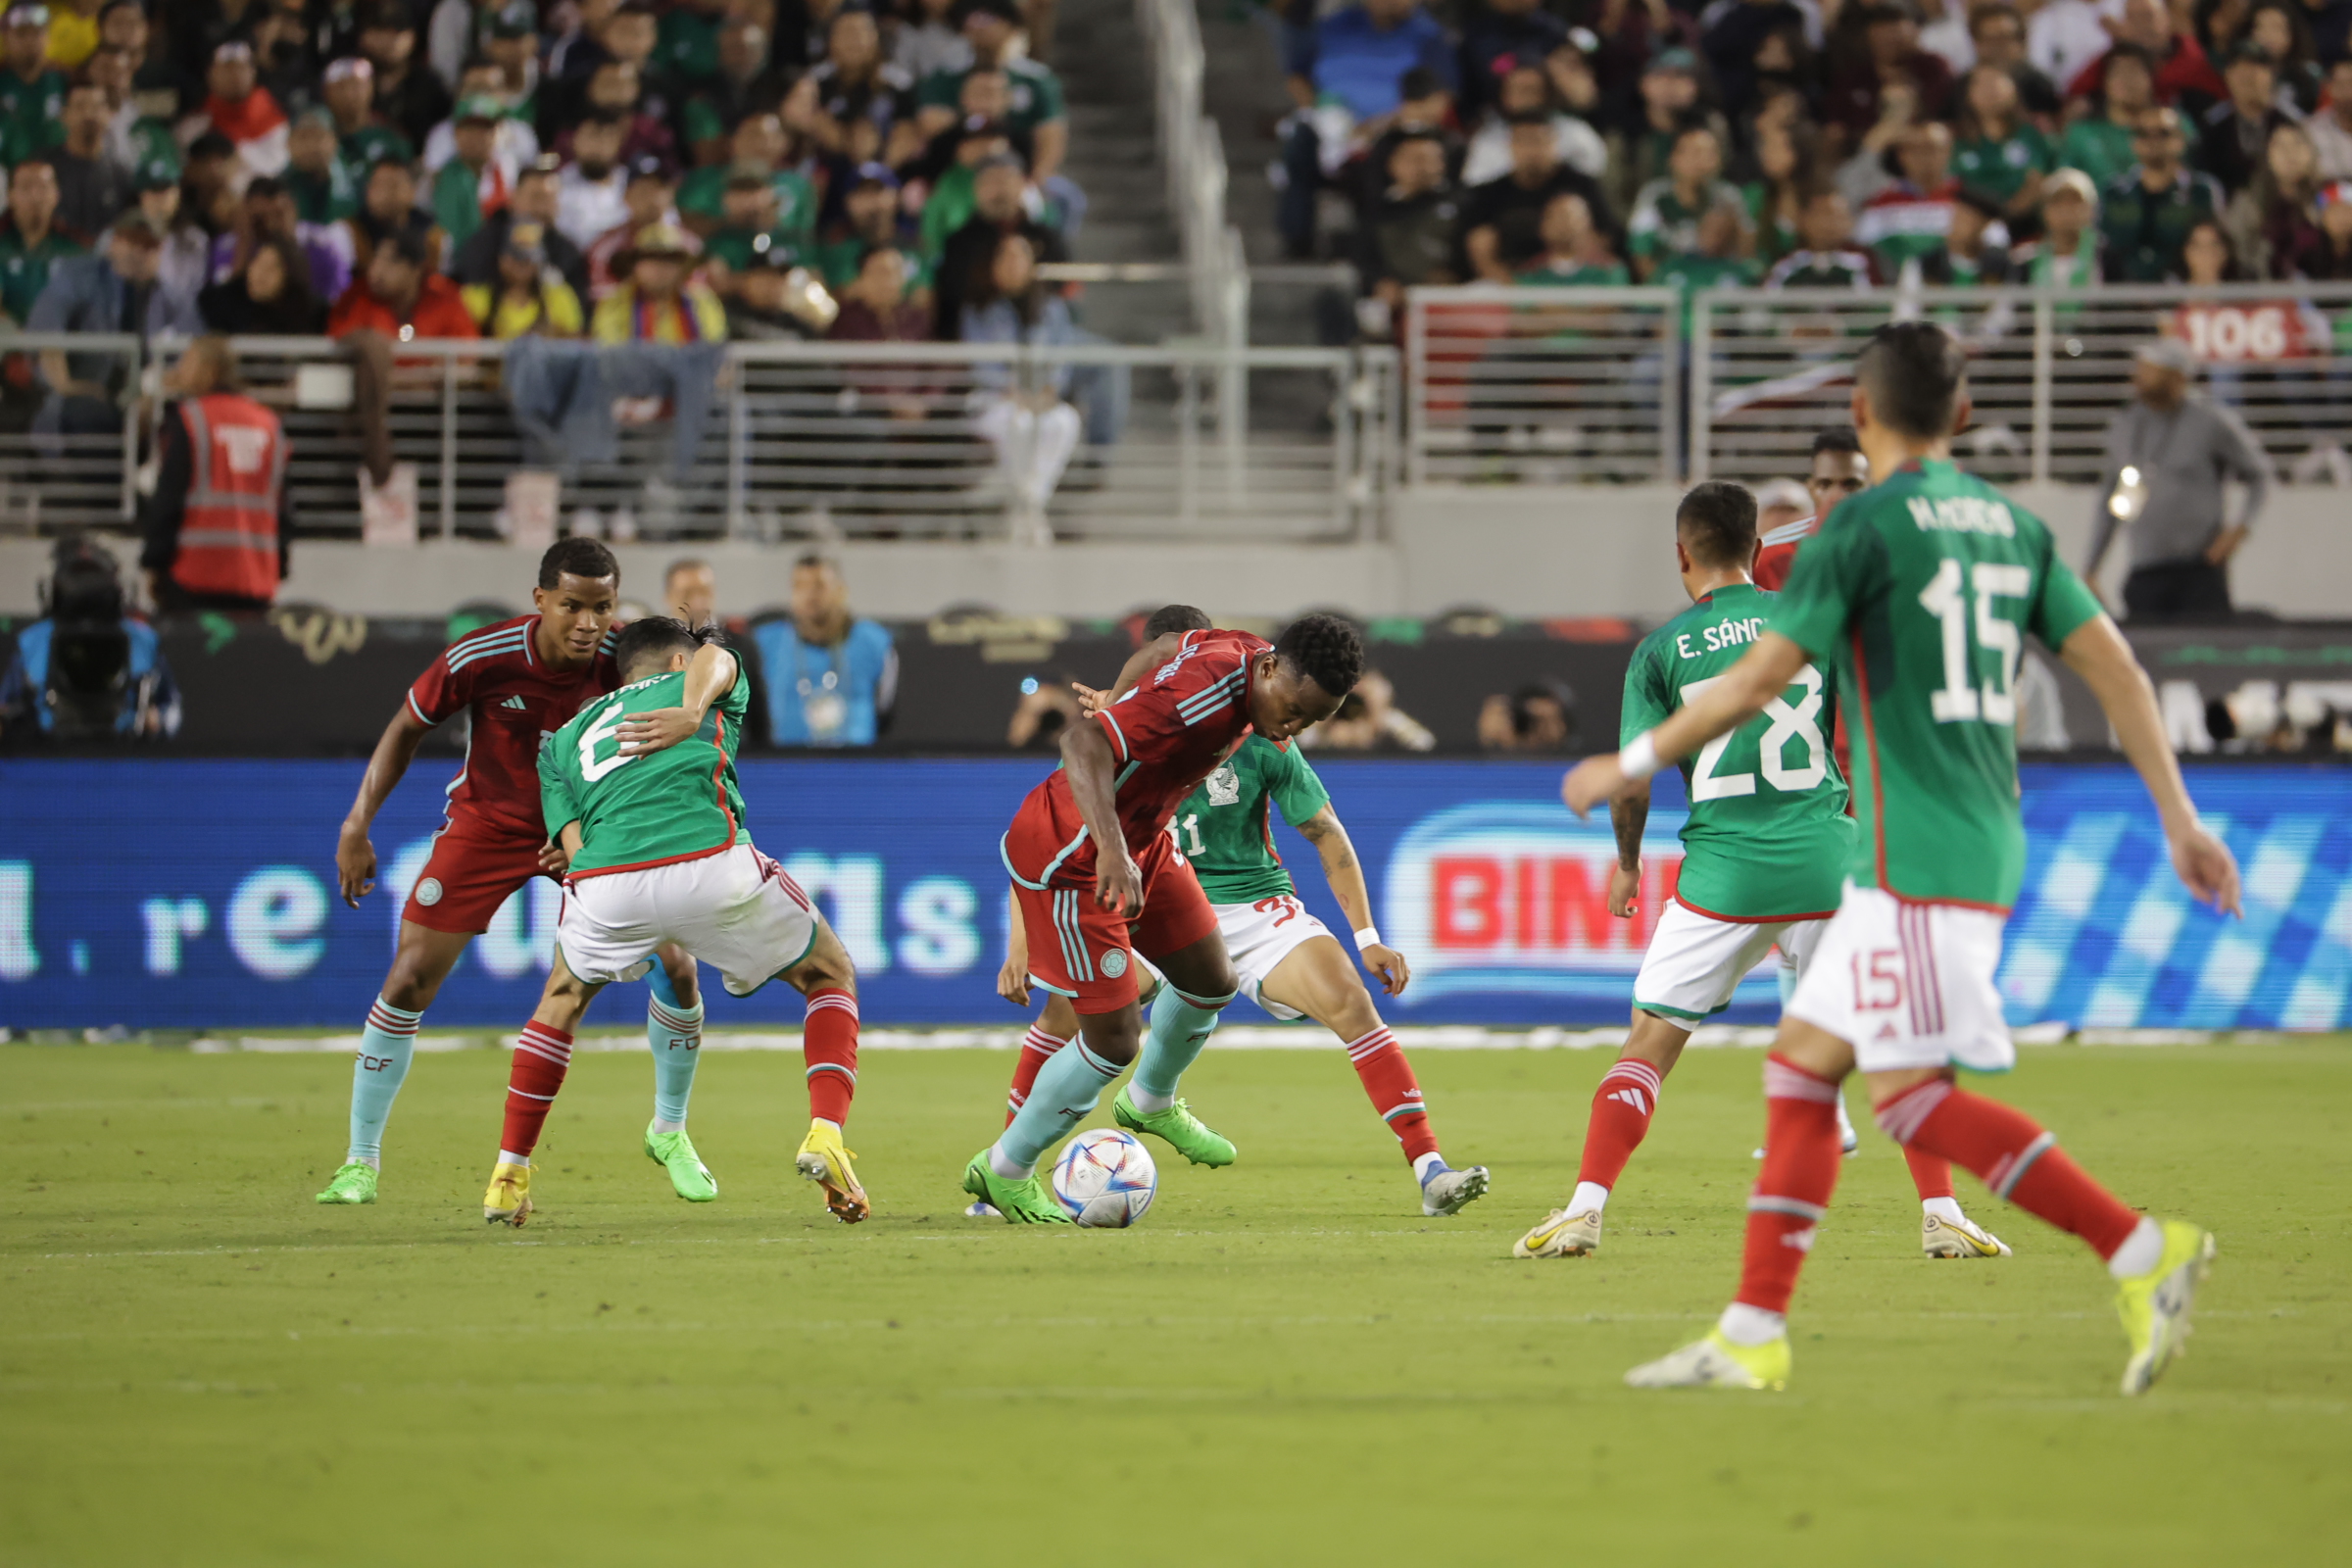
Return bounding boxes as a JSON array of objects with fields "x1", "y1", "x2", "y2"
[
  {"x1": 752, "y1": 617, "x2": 898, "y2": 747},
  {"x1": 1309, "y1": 4, "x2": 1457, "y2": 120}
]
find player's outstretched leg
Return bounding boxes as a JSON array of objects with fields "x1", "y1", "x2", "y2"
[
  {"x1": 1518, "y1": 1011, "x2": 1686, "y2": 1257},
  {"x1": 1875, "y1": 1074, "x2": 2212, "y2": 1395},
  {"x1": 482, "y1": 949, "x2": 605, "y2": 1226},
  {"x1": 1111, "y1": 981, "x2": 1240, "y2": 1167},
  {"x1": 1907, "y1": 1146, "x2": 2011, "y2": 1258},
  {"x1": 318, "y1": 924, "x2": 470, "y2": 1205},
  {"x1": 778, "y1": 921, "x2": 867, "y2": 1223},
  {"x1": 642, "y1": 947, "x2": 715, "y2": 1203}
]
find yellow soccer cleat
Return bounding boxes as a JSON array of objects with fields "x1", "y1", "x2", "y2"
[
  {"x1": 482, "y1": 1161, "x2": 533, "y2": 1227},
  {"x1": 2117, "y1": 1221, "x2": 2216, "y2": 1396},
  {"x1": 1625, "y1": 1329, "x2": 1790, "y2": 1392},
  {"x1": 797, "y1": 1121, "x2": 869, "y2": 1224},
  {"x1": 1923, "y1": 1211, "x2": 2012, "y2": 1258},
  {"x1": 1513, "y1": 1206, "x2": 1603, "y2": 1257}
]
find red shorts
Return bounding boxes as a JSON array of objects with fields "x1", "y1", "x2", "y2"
[
  {"x1": 401, "y1": 819, "x2": 548, "y2": 934},
  {"x1": 1011, "y1": 831, "x2": 1217, "y2": 1014}
]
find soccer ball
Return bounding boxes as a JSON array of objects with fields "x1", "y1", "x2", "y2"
[{"x1": 1051, "y1": 1128, "x2": 1157, "y2": 1228}]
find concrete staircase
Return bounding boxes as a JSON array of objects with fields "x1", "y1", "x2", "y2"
[{"x1": 1049, "y1": 0, "x2": 1194, "y2": 344}]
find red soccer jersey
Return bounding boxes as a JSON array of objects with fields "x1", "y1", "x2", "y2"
[
  {"x1": 1752, "y1": 511, "x2": 1818, "y2": 591},
  {"x1": 405, "y1": 614, "x2": 621, "y2": 840},
  {"x1": 1002, "y1": 628, "x2": 1272, "y2": 889}
]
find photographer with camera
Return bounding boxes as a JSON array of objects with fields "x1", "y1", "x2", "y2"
[
  {"x1": 0, "y1": 534, "x2": 180, "y2": 741},
  {"x1": 140, "y1": 336, "x2": 295, "y2": 614}
]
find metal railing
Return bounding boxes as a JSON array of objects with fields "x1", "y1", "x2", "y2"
[
  {"x1": 1138, "y1": 0, "x2": 1248, "y2": 358},
  {"x1": 1404, "y1": 286, "x2": 1683, "y2": 484},
  {"x1": 0, "y1": 332, "x2": 145, "y2": 527},
  {"x1": 0, "y1": 334, "x2": 1397, "y2": 543}
]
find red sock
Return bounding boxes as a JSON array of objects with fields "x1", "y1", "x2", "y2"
[
  {"x1": 1735, "y1": 1054, "x2": 1845, "y2": 1315},
  {"x1": 1877, "y1": 1079, "x2": 2140, "y2": 1259},
  {"x1": 1345, "y1": 1026, "x2": 1439, "y2": 1163},
  {"x1": 1005, "y1": 1023, "x2": 1072, "y2": 1128},
  {"x1": 499, "y1": 1021, "x2": 572, "y2": 1160},
  {"x1": 804, "y1": 988, "x2": 858, "y2": 1127},
  {"x1": 1903, "y1": 1146, "x2": 1957, "y2": 1201},
  {"x1": 1576, "y1": 1056, "x2": 1663, "y2": 1192}
]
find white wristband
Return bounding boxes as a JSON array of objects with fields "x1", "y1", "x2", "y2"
[
  {"x1": 1618, "y1": 730, "x2": 1662, "y2": 783},
  {"x1": 1352, "y1": 925, "x2": 1382, "y2": 952}
]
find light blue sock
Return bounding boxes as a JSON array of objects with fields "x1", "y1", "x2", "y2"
[
  {"x1": 1777, "y1": 962, "x2": 1798, "y2": 1009},
  {"x1": 649, "y1": 994, "x2": 705, "y2": 1130},
  {"x1": 991, "y1": 1040, "x2": 1124, "y2": 1175},
  {"x1": 1127, "y1": 984, "x2": 1231, "y2": 1111},
  {"x1": 347, "y1": 997, "x2": 422, "y2": 1165},
  {"x1": 644, "y1": 957, "x2": 684, "y2": 1009}
]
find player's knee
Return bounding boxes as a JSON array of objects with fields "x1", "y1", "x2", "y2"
[
  {"x1": 1079, "y1": 1011, "x2": 1141, "y2": 1063},
  {"x1": 380, "y1": 958, "x2": 445, "y2": 1011}
]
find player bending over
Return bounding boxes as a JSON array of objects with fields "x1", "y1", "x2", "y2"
[
  {"x1": 480, "y1": 618, "x2": 867, "y2": 1227},
  {"x1": 316, "y1": 540, "x2": 709, "y2": 1208},
  {"x1": 993, "y1": 605, "x2": 1488, "y2": 1218},
  {"x1": 963, "y1": 614, "x2": 1362, "y2": 1223},
  {"x1": 1566, "y1": 322, "x2": 2240, "y2": 1395},
  {"x1": 1515, "y1": 482, "x2": 2006, "y2": 1261}
]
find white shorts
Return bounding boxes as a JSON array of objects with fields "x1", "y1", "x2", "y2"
[
  {"x1": 1632, "y1": 898, "x2": 1826, "y2": 1025},
  {"x1": 1787, "y1": 882, "x2": 2013, "y2": 1074},
  {"x1": 558, "y1": 843, "x2": 820, "y2": 999},
  {"x1": 1214, "y1": 894, "x2": 1335, "y2": 1021}
]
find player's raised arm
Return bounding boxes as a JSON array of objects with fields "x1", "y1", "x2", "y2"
[
  {"x1": 1295, "y1": 805, "x2": 1410, "y2": 996},
  {"x1": 1561, "y1": 632, "x2": 1812, "y2": 817},
  {"x1": 2058, "y1": 613, "x2": 2242, "y2": 915},
  {"x1": 336, "y1": 703, "x2": 435, "y2": 907},
  {"x1": 616, "y1": 641, "x2": 740, "y2": 756},
  {"x1": 1059, "y1": 712, "x2": 1142, "y2": 914}
]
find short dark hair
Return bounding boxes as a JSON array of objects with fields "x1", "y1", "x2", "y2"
[
  {"x1": 538, "y1": 536, "x2": 618, "y2": 589},
  {"x1": 1810, "y1": 425, "x2": 1861, "y2": 458},
  {"x1": 1144, "y1": 604, "x2": 1212, "y2": 640},
  {"x1": 1856, "y1": 321, "x2": 1967, "y2": 441},
  {"x1": 612, "y1": 614, "x2": 724, "y2": 680},
  {"x1": 1274, "y1": 613, "x2": 1364, "y2": 699},
  {"x1": 792, "y1": 551, "x2": 840, "y2": 576},
  {"x1": 1676, "y1": 480, "x2": 1757, "y2": 569},
  {"x1": 1398, "y1": 66, "x2": 1446, "y2": 100}
]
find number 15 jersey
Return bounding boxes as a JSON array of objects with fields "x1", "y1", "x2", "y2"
[
  {"x1": 1770, "y1": 458, "x2": 2104, "y2": 911},
  {"x1": 1623, "y1": 580, "x2": 1853, "y2": 921}
]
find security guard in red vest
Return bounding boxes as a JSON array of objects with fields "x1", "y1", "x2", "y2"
[{"x1": 140, "y1": 336, "x2": 296, "y2": 613}]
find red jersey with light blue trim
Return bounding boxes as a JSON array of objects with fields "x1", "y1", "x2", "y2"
[
  {"x1": 1002, "y1": 628, "x2": 1271, "y2": 890},
  {"x1": 1753, "y1": 512, "x2": 1818, "y2": 591},
  {"x1": 404, "y1": 614, "x2": 622, "y2": 840}
]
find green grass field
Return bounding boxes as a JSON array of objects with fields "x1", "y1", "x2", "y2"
[{"x1": 4, "y1": 1040, "x2": 2348, "y2": 1566}]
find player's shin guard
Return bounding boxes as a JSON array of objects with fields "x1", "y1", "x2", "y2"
[
  {"x1": 1576, "y1": 1056, "x2": 1663, "y2": 1197},
  {"x1": 803, "y1": 988, "x2": 859, "y2": 1127},
  {"x1": 994, "y1": 1039, "x2": 1123, "y2": 1175},
  {"x1": 499, "y1": 1022, "x2": 573, "y2": 1162},
  {"x1": 648, "y1": 995, "x2": 704, "y2": 1130},
  {"x1": 1005, "y1": 1023, "x2": 1072, "y2": 1127},
  {"x1": 348, "y1": 997, "x2": 422, "y2": 1165},
  {"x1": 1345, "y1": 1026, "x2": 1438, "y2": 1163},
  {"x1": 1127, "y1": 984, "x2": 1231, "y2": 1112},
  {"x1": 1876, "y1": 1079, "x2": 2140, "y2": 1260},
  {"x1": 1734, "y1": 1054, "x2": 1845, "y2": 1318}
]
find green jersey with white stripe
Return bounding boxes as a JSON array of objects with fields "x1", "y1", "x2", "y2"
[
  {"x1": 1167, "y1": 734, "x2": 1332, "y2": 904},
  {"x1": 1770, "y1": 459, "x2": 2105, "y2": 908},
  {"x1": 1622, "y1": 582, "x2": 1853, "y2": 920},
  {"x1": 539, "y1": 664, "x2": 754, "y2": 878}
]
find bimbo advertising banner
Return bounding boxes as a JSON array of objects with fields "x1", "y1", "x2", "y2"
[{"x1": 0, "y1": 760, "x2": 2342, "y2": 1030}]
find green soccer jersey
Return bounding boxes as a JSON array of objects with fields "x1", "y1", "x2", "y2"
[
  {"x1": 1167, "y1": 734, "x2": 1332, "y2": 905},
  {"x1": 1952, "y1": 124, "x2": 2053, "y2": 205},
  {"x1": 540, "y1": 665, "x2": 755, "y2": 879},
  {"x1": 1770, "y1": 459, "x2": 2105, "y2": 909},
  {"x1": 1622, "y1": 582, "x2": 1853, "y2": 920}
]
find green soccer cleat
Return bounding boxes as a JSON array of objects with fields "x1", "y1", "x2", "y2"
[
  {"x1": 315, "y1": 1161, "x2": 378, "y2": 1205},
  {"x1": 961, "y1": 1151, "x2": 1071, "y2": 1225},
  {"x1": 644, "y1": 1122, "x2": 718, "y2": 1202},
  {"x1": 2117, "y1": 1220, "x2": 2216, "y2": 1396},
  {"x1": 1112, "y1": 1087, "x2": 1236, "y2": 1168},
  {"x1": 1625, "y1": 1330, "x2": 1790, "y2": 1392}
]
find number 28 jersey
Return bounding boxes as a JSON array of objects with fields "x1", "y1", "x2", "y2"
[
  {"x1": 538, "y1": 665, "x2": 755, "y2": 880},
  {"x1": 1623, "y1": 581, "x2": 1853, "y2": 921},
  {"x1": 1770, "y1": 458, "x2": 2103, "y2": 911}
]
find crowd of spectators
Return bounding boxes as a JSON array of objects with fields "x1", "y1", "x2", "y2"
[
  {"x1": 0, "y1": 0, "x2": 1115, "y2": 527},
  {"x1": 1277, "y1": 0, "x2": 2352, "y2": 325}
]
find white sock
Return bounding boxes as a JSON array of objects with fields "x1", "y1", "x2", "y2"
[
  {"x1": 497, "y1": 1151, "x2": 530, "y2": 1168},
  {"x1": 652, "y1": 1117, "x2": 685, "y2": 1135},
  {"x1": 2106, "y1": 1217, "x2": 2165, "y2": 1279},
  {"x1": 986, "y1": 1142, "x2": 1031, "y2": 1180},
  {"x1": 1125, "y1": 1084, "x2": 1174, "y2": 1114},
  {"x1": 354, "y1": 1154, "x2": 380, "y2": 1169},
  {"x1": 1834, "y1": 1090, "x2": 1858, "y2": 1145},
  {"x1": 1717, "y1": 1302, "x2": 1787, "y2": 1346},
  {"x1": 1570, "y1": 1180, "x2": 1610, "y2": 1215},
  {"x1": 1922, "y1": 1197, "x2": 1966, "y2": 1224},
  {"x1": 1412, "y1": 1152, "x2": 1446, "y2": 1182}
]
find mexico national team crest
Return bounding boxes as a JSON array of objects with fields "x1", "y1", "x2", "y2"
[
  {"x1": 1101, "y1": 949, "x2": 1129, "y2": 979},
  {"x1": 415, "y1": 877, "x2": 444, "y2": 906},
  {"x1": 1205, "y1": 763, "x2": 1241, "y2": 807}
]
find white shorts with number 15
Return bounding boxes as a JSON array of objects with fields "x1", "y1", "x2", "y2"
[{"x1": 1786, "y1": 881, "x2": 2014, "y2": 1074}]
